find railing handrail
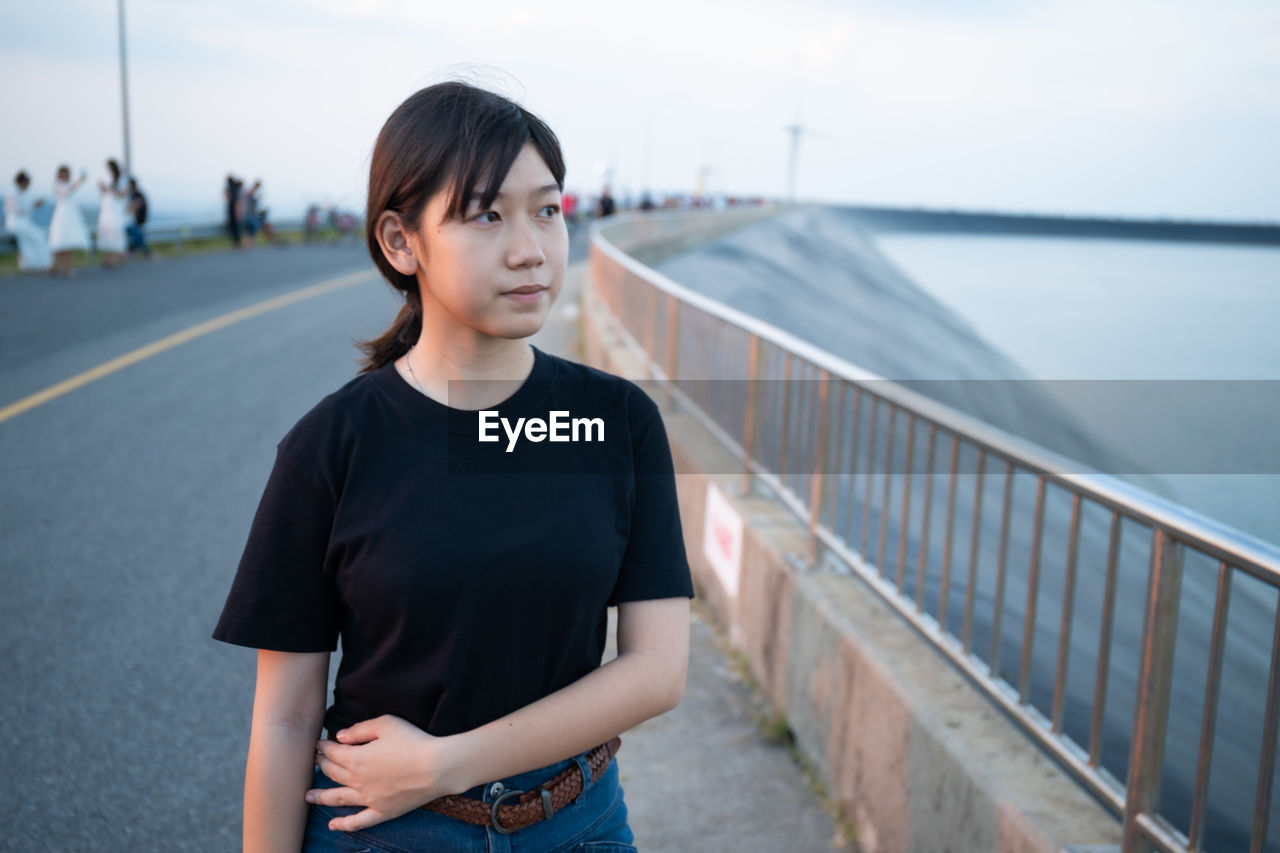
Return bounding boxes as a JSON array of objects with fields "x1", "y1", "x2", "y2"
[{"x1": 591, "y1": 210, "x2": 1280, "y2": 582}]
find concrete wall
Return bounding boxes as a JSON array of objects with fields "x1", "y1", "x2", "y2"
[{"x1": 581, "y1": 233, "x2": 1123, "y2": 853}]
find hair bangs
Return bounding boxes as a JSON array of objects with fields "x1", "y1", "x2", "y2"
[{"x1": 441, "y1": 108, "x2": 530, "y2": 221}]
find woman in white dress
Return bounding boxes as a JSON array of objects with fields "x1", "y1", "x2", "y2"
[
  {"x1": 48, "y1": 164, "x2": 90, "y2": 278},
  {"x1": 5, "y1": 171, "x2": 52, "y2": 273},
  {"x1": 96, "y1": 158, "x2": 129, "y2": 268}
]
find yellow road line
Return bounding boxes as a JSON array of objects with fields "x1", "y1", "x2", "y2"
[{"x1": 0, "y1": 268, "x2": 377, "y2": 425}]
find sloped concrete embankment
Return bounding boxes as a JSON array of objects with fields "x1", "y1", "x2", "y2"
[{"x1": 580, "y1": 227, "x2": 1123, "y2": 853}]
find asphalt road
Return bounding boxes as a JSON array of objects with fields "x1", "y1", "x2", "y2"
[
  {"x1": 1, "y1": 242, "x2": 393, "y2": 849},
  {"x1": 0, "y1": 224, "x2": 849, "y2": 852},
  {"x1": 0, "y1": 225, "x2": 622, "y2": 850}
]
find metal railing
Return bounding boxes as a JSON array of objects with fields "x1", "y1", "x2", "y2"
[{"x1": 589, "y1": 209, "x2": 1280, "y2": 853}]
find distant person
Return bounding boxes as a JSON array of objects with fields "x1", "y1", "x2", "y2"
[
  {"x1": 336, "y1": 209, "x2": 356, "y2": 242},
  {"x1": 126, "y1": 177, "x2": 152, "y2": 259},
  {"x1": 235, "y1": 181, "x2": 251, "y2": 245},
  {"x1": 326, "y1": 205, "x2": 340, "y2": 242},
  {"x1": 242, "y1": 180, "x2": 261, "y2": 245},
  {"x1": 639, "y1": 193, "x2": 655, "y2": 211},
  {"x1": 562, "y1": 190, "x2": 578, "y2": 226},
  {"x1": 327, "y1": 206, "x2": 357, "y2": 244},
  {"x1": 47, "y1": 165, "x2": 90, "y2": 278},
  {"x1": 224, "y1": 174, "x2": 243, "y2": 247},
  {"x1": 304, "y1": 204, "x2": 321, "y2": 243},
  {"x1": 245, "y1": 179, "x2": 282, "y2": 246},
  {"x1": 4, "y1": 171, "x2": 52, "y2": 273},
  {"x1": 597, "y1": 185, "x2": 616, "y2": 218},
  {"x1": 96, "y1": 158, "x2": 129, "y2": 268}
]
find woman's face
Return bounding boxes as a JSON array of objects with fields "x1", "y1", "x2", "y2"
[{"x1": 410, "y1": 143, "x2": 568, "y2": 342}]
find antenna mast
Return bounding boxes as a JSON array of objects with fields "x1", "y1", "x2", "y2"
[{"x1": 785, "y1": 123, "x2": 802, "y2": 202}]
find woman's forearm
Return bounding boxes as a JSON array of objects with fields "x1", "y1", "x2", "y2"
[
  {"x1": 244, "y1": 719, "x2": 319, "y2": 853},
  {"x1": 244, "y1": 650, "x2": 330, "y2": 853},
  {"x1": 310, "y1": 653, "x2": 681, "y2": 831},
  {"x1": 445, "y1": 648, "x2": 684, "y2": 793},
  {"x1": 442, "y1": 597, "x2": 690, "y2": 793},
  {"x1": 311, "y1": 600, "x2": 688, "y2": 834}
]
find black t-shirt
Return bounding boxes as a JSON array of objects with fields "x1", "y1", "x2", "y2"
[
  {"x1": 130, "y1": 190, "x2": 147, "y2": 226},
  {"x1": 213, "y1": 346, "x2": 694, "y2": 738}
]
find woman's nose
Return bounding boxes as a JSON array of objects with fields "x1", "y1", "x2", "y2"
[{"x1": 506, "y1": 220, "x2": 546, "y2": 269}]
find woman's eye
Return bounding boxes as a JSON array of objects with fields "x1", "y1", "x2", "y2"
[
  {"x1": 474, "y1": 211, "x2": 501, "y2": 224},
  {"x1": 539, "y1": 205, "x2": 561, "y2": 218}
]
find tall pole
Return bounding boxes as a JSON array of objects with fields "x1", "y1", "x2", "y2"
[{"x1": 117, "y1": 0, "x2": 132, "y2": 176}]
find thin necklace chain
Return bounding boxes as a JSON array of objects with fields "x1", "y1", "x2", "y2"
[
  {"x1": 403, "y1": 344, "x2": 533, "y2": 402},
  {"x1": 404, "y1": 345, "x2": 428, "y2": 397}
]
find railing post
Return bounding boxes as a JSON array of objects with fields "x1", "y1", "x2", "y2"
[
  {"x1": 825, "y1": 381, "x2": 849, "y2": 533},
  {"x1": 659, "y1": 293, "x2": 679, "y2": 412},
  {"x1": 664, "y1": 293, "x2": 679, "y2": 380},
  {"x1": 894, "y1": 414, "x2": 917, "y2": 589},
  {"x1": 805, "y1": 372, "x2": 830, "y2": 565},
  {"x1": 876, "y1": 406, "x2": 897, "y2": 577},
  {"x1": 1252, "y1": 601, "x2": 1280, "y2": 853},
  {"x1": 740, "y1": 335, "x2": 761, "y2": 495},
  {"x1": 859, "y1": 396, "x2": 880, "y2": 557},
  {"x1": 1188, "y1": 562, "x2": 1231, "y2": 850},
  {"x1": 913, "y1": 424, "x2": 936, "y2": 609},
  {"x1": 777, "y1": 352, "x2": 794, "y2": 483},
  {"x1": 1018, "y1": 475, "x2": 1047, "y2": 704},
  {"x1": 643, "y1": 283, "x2": 657, "y2": 376},
  {"x1": 1123, "y1": 527, "x2": 1184, "y2": 852},
  {"x1": 1090, "y1": 513, "x2": 1123, "y2": 769}
]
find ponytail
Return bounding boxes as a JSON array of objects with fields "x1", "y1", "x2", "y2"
[{"x1": 357, "y1": 289, "x2": 422, "y2": 373}]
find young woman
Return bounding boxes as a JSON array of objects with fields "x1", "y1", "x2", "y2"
[
  {"x1": 47, "y1": 165, "x2": 89, "y2": 278},
  {"x1": 96, "y1": 158, "x2": 129, "y2": 268},
  {"x1": 5, "y1": 171, "x2": 52, "y2": 273},
  {"x1": 214, "y1": 82, "x2": 693, "y2": 853}
]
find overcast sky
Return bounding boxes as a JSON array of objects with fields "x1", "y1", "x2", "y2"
[{"x1": 3, "y1": 0, "x2": 1278, "y2": 222}]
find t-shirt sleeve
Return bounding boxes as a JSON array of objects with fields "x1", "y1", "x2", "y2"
[
  {"x1": 212, "y1": 448, "x2": 341, "y2": 652},
  {"x1": 608, "y1": 393, "x2": 695, "y2": 605}
]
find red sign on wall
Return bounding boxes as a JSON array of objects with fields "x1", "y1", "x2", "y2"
[{"x1": 702, "y1": 482, "x2": 743, "y2": 598}]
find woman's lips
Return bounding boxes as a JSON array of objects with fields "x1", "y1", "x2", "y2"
[{"x1": 502, "y1": 284, "x2": 547, "y2": 302}]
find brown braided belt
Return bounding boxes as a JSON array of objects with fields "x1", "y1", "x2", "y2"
[{"x1": 421, "y1": 737, "x2": 621, "y2": 835}]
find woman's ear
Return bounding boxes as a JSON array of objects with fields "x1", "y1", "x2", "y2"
[{"x1": 375, "y1": 211, "x2": 421, "y2": 276}]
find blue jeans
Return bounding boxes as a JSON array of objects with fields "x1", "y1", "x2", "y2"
[
  {"x1": 303, "y1": 747, "x2": 636, "y2": 852},
  {"x1": 126, "y1": 224, "x2": 150, "y2": 257}
]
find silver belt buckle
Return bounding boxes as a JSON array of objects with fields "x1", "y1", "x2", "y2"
[{"x1": 490, "y1": 786, "x2": 555, "y2": 834}]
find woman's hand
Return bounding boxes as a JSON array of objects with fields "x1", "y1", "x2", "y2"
[{"x1": 307, "y1": 715, "x2": 465, "y2": 833}]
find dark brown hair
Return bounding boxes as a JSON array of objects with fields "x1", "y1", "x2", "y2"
[{"x1": 357, "y1": 82, "x2": 566, "y2": 372}]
